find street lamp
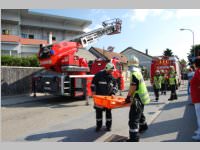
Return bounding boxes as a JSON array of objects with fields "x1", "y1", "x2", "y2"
[{"x1": 180, "y1": 28, "x2": 195, "y2": 57}]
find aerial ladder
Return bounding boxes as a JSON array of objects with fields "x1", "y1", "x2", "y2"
[{"x1": 33, "y1": 18, "x2": 122, "y2": 101}]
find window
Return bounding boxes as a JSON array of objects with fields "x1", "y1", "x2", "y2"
[
  {"x1": 29, "y1": 34, "x2": 34, "y2": 39},
  {"x1": 2, "y1": 29, "x2": 9, "y2": 35},
  {"x1": 21, "y1": 33, "x2": 28, "y2": 38}
]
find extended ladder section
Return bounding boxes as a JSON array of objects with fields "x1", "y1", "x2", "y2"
[{"x1": 70, "y1": 18, "x2": 122, "y2": 47}]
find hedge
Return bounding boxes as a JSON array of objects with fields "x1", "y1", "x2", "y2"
[{"x1": 1, "y1": 55, "x2": 40, "y2": 67}]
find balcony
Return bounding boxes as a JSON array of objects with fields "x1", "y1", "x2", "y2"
[
  {"x1": 20, "y1": 38, "x2": 48, "y2": 45},
  {"x1": 1, "y1": 34, "x2": 49, "y2": 45},
  {"x1": 1, "y1": 35, "x2": 20, "y2": 43}
]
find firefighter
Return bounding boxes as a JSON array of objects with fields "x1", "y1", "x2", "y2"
[
  {"x1": 160, "y1": 70, "x2": 167, "y2": 95},
  {"x1": 125, "y1": 57, "x2": 150, "y2": 142},
  {"x1": 168, "y1": 66, "x2": 178, "y2": 101},
  {"x1": 153, "y1": 70, "x2": 162, "y2": 101},
  {"x1": 91, "y1": 62, "x2": 118, "y2": 132}
]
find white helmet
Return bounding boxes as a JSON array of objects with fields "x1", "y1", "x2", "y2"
[
  {"x1": 127, "y1": 55, "x2": 139, "y2": 67},
  {"x1": 156, "y1": 70, "x2": 160, "y2": 74},
  {"x1": 105, "y1": 62, "x2": 115, "y2": 71}
]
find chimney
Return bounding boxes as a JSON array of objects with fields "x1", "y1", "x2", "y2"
[
  {"x1": 48, "y1": 32, "x2": 53, "y2": 44},
  {"x1": 145, "y1": 49, "x2": 148, "y2": 55}
]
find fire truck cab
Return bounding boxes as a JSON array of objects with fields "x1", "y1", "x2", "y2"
[{"x1": 150, "y1": 56, "x2": 181, "y2": 89}]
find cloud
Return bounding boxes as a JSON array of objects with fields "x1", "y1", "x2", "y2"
[
  {"x1": 176, "y1": 9, "x2": 200, "y2": 19},
  {"x1": 85, "y1": 12, "x2": 111, "y2": 32},
  {"x1": 125, "y1": 9, "x2": 200, "y2": 23},
  {"x1": 161, "y1": 10, "x2": 174, "y2": 20},
  {"x1": 130, "y1": 9, "x2": 150, "y2": 22}
]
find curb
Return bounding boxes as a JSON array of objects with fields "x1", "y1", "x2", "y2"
[{"x1": 1, "y1": 94, "x2": 56, "y2": 106}]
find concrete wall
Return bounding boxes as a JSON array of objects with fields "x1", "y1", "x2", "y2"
[{"x1": 1, "y1": 66, "x2": 43, "y2": 97}]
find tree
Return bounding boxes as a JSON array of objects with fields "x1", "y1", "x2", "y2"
[
  {"x1": 187, "y1": 44, "x2": 200, "y2": 64},
  {"x1": 179, "y1": 59, "x2": 187, "y2": 73},
  {"x1": 163, "y1": 48, "x2": 173, "y2": 56}
]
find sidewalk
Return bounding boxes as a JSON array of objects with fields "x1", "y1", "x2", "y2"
[
  {"x1": 1, "y1": 93, "x2": 57, "y2": 106},
  {"x1": 140, "y1": 86, "x2": 198, "y2": 142},
  {"x1": 1, "y1": 80, "x2": 151, "y2": 107}
]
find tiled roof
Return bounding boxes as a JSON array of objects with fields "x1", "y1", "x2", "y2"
[
  {"x1": 120, "y1": 47, "x2": 153, "y2": 58},
  {"x1": 89, "y1": 47, "x2": 128, "y2": 63}
]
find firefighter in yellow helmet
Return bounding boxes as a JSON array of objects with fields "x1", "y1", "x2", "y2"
[
  {"x1": 153, "y1": 70, "x2": 162, "y2": 101},
  {"x1": 91, "y1": 62, "x2": 118, "y2": 132},
  {"x1": 125, "y1": 55, "x2": 150, "y2": 142},
  {"x1": 160, "y1": 70, "x2": 167, "y2": 95},
  {"x1": 168, "y1": 66, "x2": 178, "y2": 101}
]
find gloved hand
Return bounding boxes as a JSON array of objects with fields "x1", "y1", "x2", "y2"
[
  {"x1": 112, "y1": 87, "x2": 118, "y2": 94},
  {"x1": 125, "y1": 96, "x2": 131, "y2": 103}
]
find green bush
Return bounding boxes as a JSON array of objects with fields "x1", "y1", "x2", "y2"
[{"x1": 1, "y1": 55, "x2": 40, "y2": 67}]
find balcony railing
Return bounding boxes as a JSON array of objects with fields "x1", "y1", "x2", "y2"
[{"x1": 1, "y1": 34, "x2": 49, "y2": 45}]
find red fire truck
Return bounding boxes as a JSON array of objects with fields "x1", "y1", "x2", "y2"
[
  {"x1": 90, "y1": 57, "x2": 124, "y2": 92},
  {"x1": 32, "y1": 18, "x2": 123, "y2": 100},
  {"x1": 150, "y1": 56, "x2": 181, "y2": 88}
]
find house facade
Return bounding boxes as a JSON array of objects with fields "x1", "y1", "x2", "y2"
[
  {"x1": 1, "y1": 9, "x2": 92, "y2": 56},
  {"x1": 121, "y1": 47, "x2": 153, "y2": 79}
]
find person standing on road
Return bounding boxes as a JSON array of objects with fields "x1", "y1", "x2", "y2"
[
  {"x1": 168, "y1": 66, "x2": 178, "y2": 101},
  {"x1": 160, "y1": 70, "x2": 167, "y2": 95},
  {"x1": 190, "y1": 57, "x2": 200, "y2": 141},
  {"x1": 187, "y1": 67, "x2": 195, "y2": 103},
  {"x1": 153, "y1": 70, "x2": 162, "y2": 101},
  {"x1": 125, "y1": 56, "x2": 150, "y2": 142},
  {"x1": 91, "y1": 62, "x2": 118, "y2": 132}
]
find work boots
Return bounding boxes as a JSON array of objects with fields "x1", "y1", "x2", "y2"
[
  {"x1": 139, "y1": 123, "x2": 148, "y2": 133},
  {"x1": 168, "y1": 95, "x2": 174, "y2": 101},
  {"x1": 174, "y1": 94, "x2": 178, "y2": 100},
  {"x1": 127, "y1": 132, "x2": 140, "y2": 142}
]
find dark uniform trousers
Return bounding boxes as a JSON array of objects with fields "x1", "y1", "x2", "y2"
[
  {"x1": 128, "y1": 98, "x2": 146, "y2": 142},
  {"x1": 169, "y1": 84, "x2": 177, "y2": 100},
  {"x1": 153, "y1": 85, "x2": 160, "y2": 100},
  {"x1": 96, "y1": 107, "x2": 112, "y2": 129},
  {"x1": 161, "y1": 82, "x2": 166, "y2": 95}
]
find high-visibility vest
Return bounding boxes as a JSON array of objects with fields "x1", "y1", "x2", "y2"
[
  {"x1": 131, "y1": 71, "x2": 150, "y2": 105},
  {"x1": 161, "y1": 75, "x2": 166, "y2": 84},
  {"x1": 169, "y1": 71, "x2": 176, "y2": 85},
  {"x1": 154, "y1": 75, "x2": 162, "y2": 89}
]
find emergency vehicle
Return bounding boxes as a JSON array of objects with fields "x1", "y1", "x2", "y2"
[
  {"x1": 32, "y1": 18, "x2": 124, "y2": 99},
  {"x1": 90, "y1": 57, "x2": 124, "y2": 92},
  {"x1": 150, "y1": 56, "x2": 181, "y2": 88}
]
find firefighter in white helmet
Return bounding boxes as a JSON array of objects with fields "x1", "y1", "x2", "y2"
[
  {"x1": 91, "y1": 62, "x2": 118, "y2": 132},
  {"x1": 125, "y1": 55, "x2": 150, "y2": 142},
  {"x1": 153, "y1": 70, "x2": 162, "y2": 101}
]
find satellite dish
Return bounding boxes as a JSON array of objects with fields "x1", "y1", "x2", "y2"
[{"x1": 107, "y1": 46, "x2": 115, "y2": 52}]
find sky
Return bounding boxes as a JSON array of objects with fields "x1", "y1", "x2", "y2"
[{"x1": 31, "y1": 9, "x2": 200, "y2": 61}]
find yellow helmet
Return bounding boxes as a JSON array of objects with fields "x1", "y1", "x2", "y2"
[{"x1": 105, "y1": 62, "x2": 115, "y2": 71}]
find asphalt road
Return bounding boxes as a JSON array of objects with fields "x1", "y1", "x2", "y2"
[{"x1": 1, "y1": 80, "x2": 198, "y2": 142}]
